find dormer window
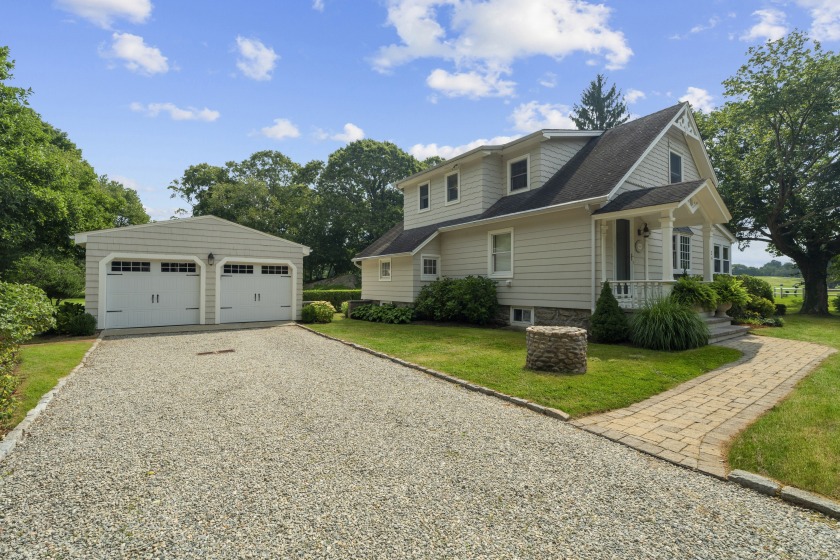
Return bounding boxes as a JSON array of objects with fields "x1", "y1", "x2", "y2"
[
  {"x1": 508, "y1": 156, "x2": 529, "y2": 193},
  {"x1": 418, "y1": 183, "x2": 430, "y2": 212},
  {"x1": 670, "y1": 152, "x2": 682, "y2": 183},
  {"x1": 445, "y1": 172, "x2": 460, "y2": 204}
]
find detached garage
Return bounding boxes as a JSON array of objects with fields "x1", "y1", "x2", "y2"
[{"x1": 72, "y1": 216, "x2": 310, "y2": 329}]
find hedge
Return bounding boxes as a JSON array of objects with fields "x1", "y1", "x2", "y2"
[{"x1": 302, "y1": 289, "x2": 361, "y2": 309}]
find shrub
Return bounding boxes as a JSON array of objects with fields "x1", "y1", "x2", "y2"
[
  {"x1": 589, "y1": 281, "x2": 629, "y2": 343},
  {"x1": 414, "y1": 276, "x2": 497, "y2": 325},
  {"x1": 729, "y1": 275, "x2": 776, "y2": 319},
  {"x1": 6, "y1": 254, "x2": 84, "y2": 305},
  {"x1": 300, "y1": 301, "x2": 336, "y2": 323},
  {"x1": 775, "y1": 303, "x2": 787, "y2": 316},
  {"x1": 710, "y1": 274, "x2": 749, "y2": 307},
  {"x1": 764, "y1": 316, "x2": 784, "y2": 328},
  {"x1": 351, "y1": 304, "x2": 413, "y2": 324},
  {"x1": 0, "y1": 373, "x2": 16, "y2": 423},
  {"x1": 669, "y1": 276, "x2": 718, "y2": 311},
  {"x1": 832, "y1": 294, "x2": 840, "y2": 313},
  {"x1": 302, "y1": 289, "x2": 361, "y2": 309},
  {"x1": 748, "y1": 297, "x2": 776, "y2": 318},
  {"x1": 63, "y1": 313, "x2": 97, "y2": 336},
  {"x1": 629, "y1": 298, "x2": 709, "y2": 351},
  {"x1": 340, "y1": 301, "x2": 349, "y2": 317},
  {"x1": 737, "y1": 275, "x2": 775, "y2": 302},
  {"x1": 55, "y1": 302, "x2": 85, "y2": 334}
]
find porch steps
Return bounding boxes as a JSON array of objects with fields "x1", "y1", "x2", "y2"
[{"x1": 702, "y1": 314, "x2": 750, "y2": 344}]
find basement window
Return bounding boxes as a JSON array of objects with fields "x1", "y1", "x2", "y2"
[{"x1": 511, "y1": 307, "x2": 534, "y2": 325}]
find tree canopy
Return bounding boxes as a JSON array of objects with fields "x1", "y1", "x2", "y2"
[
  {"x1": 696, "y1": 32, "x2": 840, "y2": 314},
  {"x1": 571, "y1": 74, "x2": 629, "y2": 130},
  {"x1": 0, "y1": 46, "x2": 149, "y2": 272}
]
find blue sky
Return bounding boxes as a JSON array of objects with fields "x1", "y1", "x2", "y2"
[{"x1": 4, "y1": 0, "x2": 838, "y2": 266}]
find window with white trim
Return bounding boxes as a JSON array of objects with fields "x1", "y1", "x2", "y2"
[
  {"x1": 418, "y1": 183, "x2": 430, "y2": 211},
  {"x1": 511, "y1": 307, "x2": 533, "y2": 325},
  {"x1": 670, "y1": 152, "x2": 683, "y2": 183},
  {"x1": 672, "y1": 234, "x2": 691, "y2": 272},
  {"x1": 420, "y1": 254, "x2": 439, "y2": 281},
  {"x1": 714, "y1": 244, "x2": 731, "y2": 274},
  {"x1": 445, "y1": 172, "x2": 459, "y2": 204},
  {"x1": 489, "y1": 228, "x2": 513, "y2": 278},
  {"x1": 508, "y1": 156, "x2": 529, "y2": 193},
  {"x1": 379, "y1": 258, "x2": 391, "y2": 281}
]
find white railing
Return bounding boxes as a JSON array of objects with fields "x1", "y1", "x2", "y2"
[
  {"x1": 605, "y1": 280, "x2": 677, "y2": 310},
  {"x1": 773, "y1": 285, "x2": 840, "y2": 299}
]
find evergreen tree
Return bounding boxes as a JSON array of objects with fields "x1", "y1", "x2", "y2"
[
  {"x1": 589, "y1": 281, "x2": 630, "y2": 343},
  {"x1": 571, "y1": 74, "x2": 629, "y2": 130}
]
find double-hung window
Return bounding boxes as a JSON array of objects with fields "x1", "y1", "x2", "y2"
[
  {"x1": 445, "y1": 172, "x2": 459, "y2": 204},
  {"x1": 489, "y1": 229, "x2": 513, "y2": 278},
  {"x1": 714, "y1": 244, "x2": 731, "y2": 274},
  {"x1": 420, "y1": 254, "x2": 439, "y2": 281},
  {"x1": 379, "y1": 258, "x2": 391, "y2": 281},
  {"x1": 508, "y1": 156, "x2": 529, "y2": 193},
  {"x1": 418, "y1": 183, "x2": 430, "y2": 211},
  {"x1": 670, "y1": 152, "x2": 683, "y2": 183},
  {"x1": 672, "y1": 234, "x2": 691, "y2": 272}
]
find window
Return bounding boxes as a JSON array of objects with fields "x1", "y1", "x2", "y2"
[
  {"x1": 262, "y1": 265, "x2": 289, "y2": 275},
  {"x1": 420, "y1": 255, "x2": 439, "y2": 281},
  {"x1": 489, "y1": 229, "x2": 513, "y2": 277},
  {"x1": 714, "y1": 244, "x2": 731, "y2": 274},
  {"x1": 111, "y1": 261, "x2": 150, "y2": 272},
  {"x1": 511, "y1": 307, "x2": 533, "y2": 325},
  {"x1": 161, "y1": 262, "x2": 196, "y2": 273},
  {"x1": 223, "y1": 264, "x2": 254, "y2": 274},
  {"x1": 508, "y1": 156, "x2": 529, "y2": 192},
  {"x1": 670, "y1": 152, "x2": 683, "y2": 183},
  {"x1": 445, "y1": 172, "x2": 460, "y2": 204},
  {"x1": 418, "y1": 183, "x2": 430, "y2": 211},
  {"x1": 672, "y1": 234, "x2": 691, "y2": 272},
  {"x1": 379, "y1": 258, "x2": 391, "y2": 281}
]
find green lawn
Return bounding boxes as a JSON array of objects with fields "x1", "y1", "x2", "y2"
[
  {"x1": 308, "y1": 316, "x2": 739, "y2": 417},
  {"x1": 2, "y1": 338, "x2": 94, "y2": 434},
  {"x1": 728, "y1": 304, "x2": 840, "y2": 500}
]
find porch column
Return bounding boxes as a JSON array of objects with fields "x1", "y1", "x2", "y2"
[
  {"x1": 600, "y1": 221, "x2": 608, "y2": 284},
  {"x1": 702, "y1": 223, "x2": 713, "y2": 282},
  {"x1": 660, "y1": 212, "x2": 674, "y2": 281}
]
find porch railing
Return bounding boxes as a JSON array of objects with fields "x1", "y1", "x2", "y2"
[{"x1": 605, "y1": 280, "x2": 676, "y2": 310}]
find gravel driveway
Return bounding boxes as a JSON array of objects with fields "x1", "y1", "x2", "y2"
[{"x1": 0, "y1": 327, "x2": 837, "y2": 558}]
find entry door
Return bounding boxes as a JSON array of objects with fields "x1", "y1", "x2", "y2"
[{"x1": 615, "y1": 219, "x2": 632, "y2": 297}]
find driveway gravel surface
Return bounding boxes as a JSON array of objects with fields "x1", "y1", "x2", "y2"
[{"x1": 0, "y1": 326, "x2": 837, "y2": 558}]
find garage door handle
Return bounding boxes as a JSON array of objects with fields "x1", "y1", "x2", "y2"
[
  {"x1": 151, "y1": 294, "x2": 154, "y2": 303},
  {"x1": 157, "y1": 294, "x2": 160, "y2": 303},
  {"x1": 258, "y1": 293, "x2": 261, "y2": 302}
]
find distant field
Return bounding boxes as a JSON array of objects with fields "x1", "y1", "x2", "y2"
[{"x1": 754, "y1": 276, "x2": 804, "y2": 300}]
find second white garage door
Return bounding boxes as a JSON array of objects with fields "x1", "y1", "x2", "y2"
[{"x1": 219, "y1": 263, "x2": 293, "y2": 323}]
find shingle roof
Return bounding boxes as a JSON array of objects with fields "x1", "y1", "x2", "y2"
[
  {"x1": 592, "y1": 180, "x2": 705, "y2": 215},
  {"x1": 356, "y1": 103, "x2": 687, "y2": 259}
]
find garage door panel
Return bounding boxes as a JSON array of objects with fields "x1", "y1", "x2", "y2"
[
  {"x1": 220, "y1": 264, "x2": 292, "y2": 323},
  {"x1": 105, "y1": 261, "x2": 200, "y2": 329}
]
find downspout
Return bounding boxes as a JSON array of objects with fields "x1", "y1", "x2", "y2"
[{"x1": 590, "y1": 215, "x2": 597, "y2": 312}]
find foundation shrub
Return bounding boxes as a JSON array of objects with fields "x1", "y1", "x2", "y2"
[
  {"x1": 300, "y1": 301, "x2": 336, "y2": 323},
  {"x1": 414, "y1": 276, "x2": 497, "y2": 325},
  {"x1": 351, "y1": 304, "x2": 413, "y2": 324},
  {"x1": 589, "y1": 281, "x2": 629, "y2": 343},
  {"x1": 630, "y1": 298, "x2": 709, "y2": 351}
]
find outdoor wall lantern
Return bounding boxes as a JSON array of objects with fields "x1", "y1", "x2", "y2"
[
  {"x1": 638, "y1": 224, "x2": 651, "y2": 238},
  {"x1": 207, "y1": 253, "x2": 215, "y2": 266}
]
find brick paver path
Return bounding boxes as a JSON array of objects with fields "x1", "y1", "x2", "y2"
[{"x1": 573, "y1": 335, "x2": 836, "y2": 478}]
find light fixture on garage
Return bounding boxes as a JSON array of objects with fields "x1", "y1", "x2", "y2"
[{"x1": 207, "y1": 253, "x2": 215, "y2": 266}]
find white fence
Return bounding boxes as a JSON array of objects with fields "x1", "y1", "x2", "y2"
[{"x1": 773, "y1": 285, "x2": 840, "y2": 299}]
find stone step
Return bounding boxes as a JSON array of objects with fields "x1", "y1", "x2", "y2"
[
  {"x1": 709, "y1": 323, "x2": 750, "y2": 344},
  {"x1": 703, "y1": 315, "x2": 733, "y2": 326}
]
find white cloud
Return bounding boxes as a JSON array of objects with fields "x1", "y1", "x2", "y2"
[
  {"x1": 796, "y1": 0, "x2": 840, "y2": 41},
  {"x1": 103, "y1": 32, "x2": 168, "y2": 75},
  {"x1": 740, "y1": 9, "x2": 788, "y2": 42},
  {"x1": 235, "y1": 36, "x2": 278, "y2": 81},
  {"x1": 510, "y1": 102, "x2": 575, "y2": 132},
  {"x1": 625, "y1": 88, "x2": 646, "y2": 104},
  {"x1": 373, "y1": 0, "x2": 632, "y2": 98},
  {"x1": 313, "y1": 0, "x2": 325, "y2": 11},
  {"x1": 55, "y1": 0, "x2": 151, "y2": 28},
  {"x1": 130, "y1": 102, "x2": 220, "y2": 122},
  {"x1": 409, "y1": 135, "x2": 520, "y2": 160},
  {"x1": 426, "y1": 68, "x2": 515, "y2": 98},
  {"x1": 332, "y1": 123, "x2": 365, "y2": 142},
  {"x1": 679, "y1": 87, "x2": 715, "y2": 113},
  {"x1": 539, "y1": 72, "x2": 557, "y2": 88},
  {"x1": 260, "y1": 118, "x2": 301, "y2": 140}
]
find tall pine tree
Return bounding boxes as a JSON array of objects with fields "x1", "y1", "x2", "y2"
[{"x1": 571, "y1": 74, "x2": 629, "y2": 130}]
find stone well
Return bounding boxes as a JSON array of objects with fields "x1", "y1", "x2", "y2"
[{"x1": 525, "y1": 326, "x2": 587, "y2": 374}]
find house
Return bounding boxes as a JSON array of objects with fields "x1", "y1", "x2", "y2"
[
  {"x1": 72, "y1": 215, "x2": 309, "y2": 330},
  {"x1": 354, "y1": 103, "x2": 735, "y2": 328}
]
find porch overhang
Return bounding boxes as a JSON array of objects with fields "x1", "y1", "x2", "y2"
[{"x1": 592, "y1": 179, "x2": 731, "y2": 227}]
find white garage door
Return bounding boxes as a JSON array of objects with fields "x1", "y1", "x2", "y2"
[
  {"x1": 219, "y1": 263, "x2": 292, "y2": 323},
  {"x1": 105, "y1": 260, "x2": 201, "y2": 329}
]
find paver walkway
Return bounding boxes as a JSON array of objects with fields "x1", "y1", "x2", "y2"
[{"x1": 573, "y1": 334, "x2": 836, "y2": 477}]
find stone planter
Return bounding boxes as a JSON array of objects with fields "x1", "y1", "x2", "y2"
[
  {"x1": 525, "y1": 326, "x2": 587, "y2": 374},
  {"x1": 715, "y1": 301, "x2": 733, "y2": 318}
]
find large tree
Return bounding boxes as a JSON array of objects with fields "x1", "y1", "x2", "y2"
[
  {"x1": 697, "y1": 32, "x2": 840, "y2": 315},
  {"x1": 571, "y1": 74, "x2": 629, "y2": 130}
]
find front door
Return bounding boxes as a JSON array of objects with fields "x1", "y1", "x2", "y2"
[{"x1": 615, "y1": 219, "x2": 632, "y2": 296}]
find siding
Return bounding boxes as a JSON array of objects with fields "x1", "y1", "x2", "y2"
[
  {"x1": 82, "y1": 217, "x2": 306, "y2": 324},
  {"x1": 413, "y1": 236, "x2": 441, "y2": 298},
  {"x1": 538, "y1": 138, "x2": 589, "y2": 185},
  {"x1": 360, "y1": 256, "x2": 414, "y2": 303},
  {"x1": 403, "y1": 160, "x2": 486, "y2": 230},
  {"x1": 440, "y1": 209, "x2": 593, "y2": 309},
  {"x1": 621, "y1": 130, "x2": 702, "y2": 192}
]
